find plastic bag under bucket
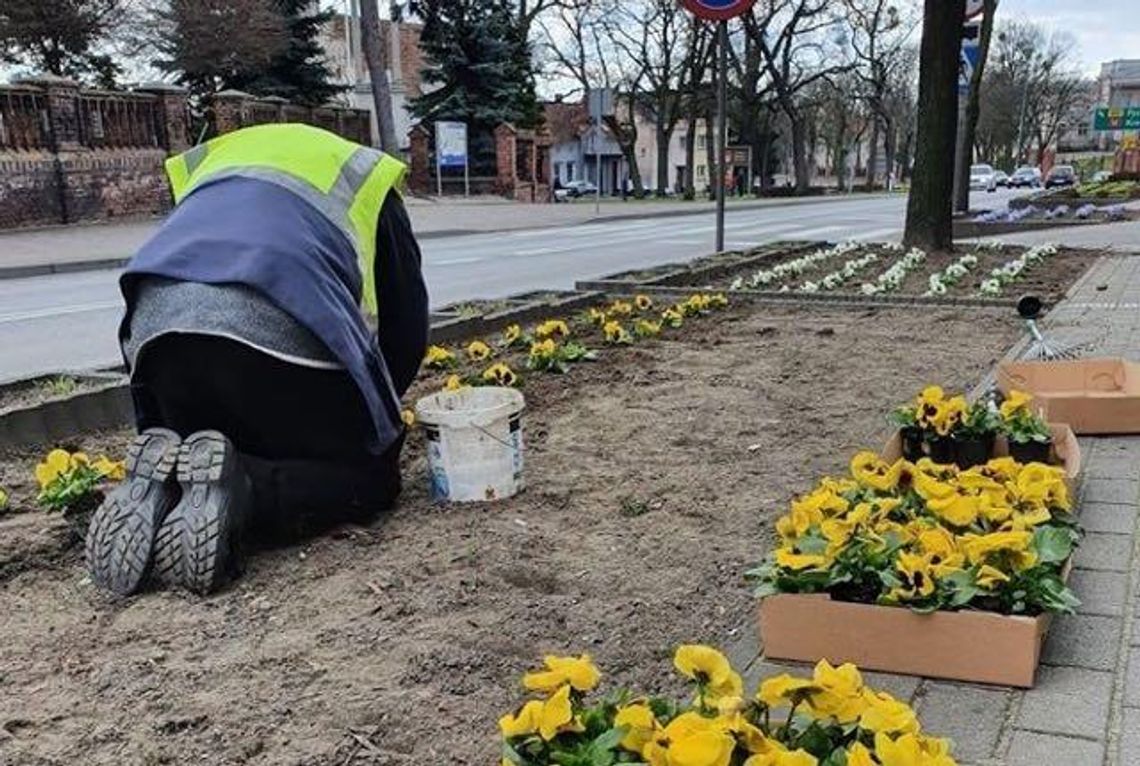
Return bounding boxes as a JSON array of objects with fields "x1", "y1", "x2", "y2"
[{"x1": 414, "y1": 386, "x2": 525, "y2": 502}]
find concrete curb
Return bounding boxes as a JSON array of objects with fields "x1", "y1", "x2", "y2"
[{"x1": 0, "y1": 383, "x2": 133, "y2": 450}]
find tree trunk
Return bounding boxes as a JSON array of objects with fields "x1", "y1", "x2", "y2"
[
  {"x1": 866, "y1": 118, "x2": 880, "y2": 191},
  {"x1": 789, "y1": 112, "x2": 810, "y2": 193},
  {"x1": 684, "y1": 113, "x2": 698, "y2": 199},
  {"x1": 360, "y1": 0, "x2": 399, "y2": 152},
  {"x1": 883, "y1": 116, "x2": 897, "y2": 190},
  {"x1": 655, "y1": 123, "x2": 671, "y2": 196},
  {"x1": 953, "y1": 0, "x2": 996, "y2": 213},
  {"x1": 904, "y1": 0, "x2": 965, "y2": 251}
]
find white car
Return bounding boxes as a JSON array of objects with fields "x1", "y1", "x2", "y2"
[
  {"x1": 553, "y1": 179, "x2": 599, "y2": 201},
  {"x1": 969, "y1": 164, "x2": 998, "y2": 192}
]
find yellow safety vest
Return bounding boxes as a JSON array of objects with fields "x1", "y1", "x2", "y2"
[{"x1": 165, "y1": 123, "x2": 407, "y2": 314}]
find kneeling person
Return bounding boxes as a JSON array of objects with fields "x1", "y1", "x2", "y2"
[{"x1": 85, "y1": 123, "x2": 428, "y2": 596}]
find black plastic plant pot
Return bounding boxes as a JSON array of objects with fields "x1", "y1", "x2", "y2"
[
  {"x1": 953, "y1": 434, "x2": 993, "y2": 469},
  {"x1": 1009, "y1": 438, "x2": 1053, "y2": 465},
  {"x1": 900, "y1": 427, "x2": 925, "y2": 461},
  {"x1": 927, "y1": 436, "x2": 955, "y2": 464}
]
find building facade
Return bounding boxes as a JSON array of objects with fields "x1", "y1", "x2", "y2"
[{"x1": 1096, "y1": 60, "x2": 1140, "y2": 151}]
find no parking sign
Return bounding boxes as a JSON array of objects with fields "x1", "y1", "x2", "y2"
[{"x1": 680, "y1": 0, "x2": 756, "y2": 21}]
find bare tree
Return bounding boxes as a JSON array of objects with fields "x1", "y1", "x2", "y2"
[
  {"x1": 359, "y1": 0, "x2": 399, "y2": 151},
  {"x1": 952, "y1": 0, "x2": 995, "y2": 212},
  {"x1": 747, "y1": 0, "x2": 852, "y2": 193}
]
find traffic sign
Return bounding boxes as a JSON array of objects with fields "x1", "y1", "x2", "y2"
[
  {"x1": 1094, "y1": 107, "x2": 1140, "y2": 131},
  {"x1": 959, "y1": 20, "x2": 981, "y2": 94},
  {"x1": 680, "y1": 0, "x2": 756, "y2": 21}
]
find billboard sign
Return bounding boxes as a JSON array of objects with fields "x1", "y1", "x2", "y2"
[
  {"x1": 435, "y1": 121, "x2": 468, "y2": 168},
  {"x1": 1094, "y1": 107, "x2": 1140, "y2": 131}
]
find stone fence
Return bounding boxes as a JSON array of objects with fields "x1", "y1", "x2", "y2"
[
  {"x1": 407, "y1": 121, "x2": 552, "y2": 202},
  {"x1": 0, "y1": 77, "x2": 372, "y2": 229}
]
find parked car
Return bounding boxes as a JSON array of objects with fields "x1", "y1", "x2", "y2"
[
  {"x1": 1045, "y1": 165, "x2": 1078, "y2": 188},
  {"x1": 993, "y1": 170, "x2": 1010, "y2": 187},
  {"x1": 969, "y1": 164, "x2": 998, "y2": 192},
  {"x1": 554, "y1": 179, "x2": 599, "y2": 201},
  {"x1": 1009, "y1": 166, "x2": 1043, "y2": 188},
  {"x1": 1091, "y1": 170, "x2": 1113, "y2": 183}
]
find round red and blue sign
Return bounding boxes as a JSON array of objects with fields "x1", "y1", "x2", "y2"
[{"x1": 680, "y1": 0, "x2": 756, "y2": 21}]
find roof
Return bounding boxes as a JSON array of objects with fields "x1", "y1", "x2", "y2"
[{"x1": 543, "y1": 101, "x2": 589, "y2": 144}]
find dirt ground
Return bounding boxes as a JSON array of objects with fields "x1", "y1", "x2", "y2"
[
  {"x1": 0, "y1": 303, "x2": 1023, "y2": 766},
  {"x1": 721, "y1": 245, "x2": 1100, "y2": 302}
]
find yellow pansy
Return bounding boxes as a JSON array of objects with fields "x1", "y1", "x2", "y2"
[
  {"x1": 775, "y1": 502, "x2": 824, "y2": 541},
  {"x1": 744, "y1": 751, "x2": 818, "y2": 766},
  {"x1": 92, "y1": 456, "x2": 126, "y2": 481},
  {"x1": 482, "y1": 363, "x2": 519, "y2": 387},
  {"x1": 535, "y1": 319, "x2": 570, "y2": 339},
  {"x1": 443, "y1": 374, "x2": 467, "y2": 391},
  {"x1": 926, "y1": 489, "x2": 981, "y2": 528},
  {"x1": 603, "y1": 320, "x2": 630, "y2": 344},
  {"x1": 889, "y1": 552, "x2": 936, "y2": 602},
  {"x1": 614, "y1": 703, "x2": 657, "y2": 752},
  {"x1": 859, "y1": 690, "x2": 920, "y2": 735},
  {"x1": 960, "y1": 530, "x2": 1034, "y2": 565},
  {"x1": 875, "y1": 731, "x2": 957, "y2": 766},
  {"x1": 718, "y1": 709, "x2": 770, "y2": 753},
  {"x1": 609, "y1": 300, "x2": 634, "y2": 316},
  {"x1": 976, "y1": 564, "x2": 1011, "y2": 590},
  {"x1": 757, "y1": 674, "x2": 817, "y2": 708},
  {"x1": 708, "y1": 293, "x2": 729, "y2": 308},
  {"x1": 537, "y1": 684, "x2": 584, "y2": 741},
  {"x1": 635, "y1": 294, "x2": 654, "y2": 311},
  {"x1": 775, "y1": 548, "x2": 829, "y2": 571},
  {"x1": 0, "y1": 488, "x2": 8, "y2": 511},
  {"x1": 522, "y1": 654, "x2": 601, "y2": 693},
  {"x1": 980, "y1": 456, "x2": 1021, "y2": 482},
  {"x1": 34, "y1": 449, "x2": 72, "y2": 489},
  {"x1": 999, "y1": 389, "x2": 1033, "y2": 419},
  {"x1": 673, "y1": 645, "x2": 743, "y2": 699},
  {"x1": 846, "y1": 743, "x2": 877, "y2": 766},
  {"x1": 502, "y1": 323, "x2": 522, "y2": 345},
  {"x1": 529, "y1": 339, "x2": 557, "y2": 361},
  {"x1": 850, "y1": 451, "x2": 906, "y2": 492},
  {"x1": 661, "y1": 307, "x2": 684, "y2": 328},
  {"x1": 423, "y1": 344, "x2": 456, "y2": 368},
  {"x1": 635, "y1": 319, "x2": 662, "y2": 337},
  {"x1": 498, "y1": 699, "x2": 542, "y2": 738},
  {"x1": 465, "y1": 340, "x2": 493, "y2": 361},
  {"x1": 808, "y1": 660, "x2": 866, "y2": 723},
  {"x1": 643, "y1": 711, "x2": 734, "y2": 766},
  {"x1": 587, "y1": 307, "x2": 608, "y2": 326},
  {"x1": 400, "y1": 409, "x2": 415, "y2": 427}
]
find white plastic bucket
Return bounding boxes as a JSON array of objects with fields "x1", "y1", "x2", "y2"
[{"x1": 414, "y1": 386, "x2": 525, "y2": 502}]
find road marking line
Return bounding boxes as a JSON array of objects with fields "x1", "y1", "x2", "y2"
[{"x1": 0, "y1": 300, "x2": 122, "y2": 324}]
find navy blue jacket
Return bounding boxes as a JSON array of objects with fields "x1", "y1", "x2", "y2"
[{"x1": 120, "y1": 176, "x2": 428, "y2": 455}]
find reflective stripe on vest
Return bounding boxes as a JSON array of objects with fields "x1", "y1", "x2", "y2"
[{"x1": 165, "y1": 124, "x2": 406, "y2": 314}]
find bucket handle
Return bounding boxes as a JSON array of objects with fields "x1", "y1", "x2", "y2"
[{"x1": 473, "y1": 423, "x2": 517, "y2": 451}]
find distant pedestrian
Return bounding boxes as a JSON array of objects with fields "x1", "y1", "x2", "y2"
[{"x1": 621, "y1": 176, "x2": 630, "y2": 201}]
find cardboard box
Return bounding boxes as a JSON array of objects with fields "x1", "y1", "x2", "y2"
[
  {"x1": 996, "y1": 358, "x2": 1140, "y2": 435},
  {"x1": 758, "y1": 594, "x2": 1052, "y2": 687},
  {"x1": 881, "y1": 422, "x2": 1082, "y2": 482}
]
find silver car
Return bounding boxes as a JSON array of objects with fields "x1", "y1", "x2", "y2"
[{"x1": 969, "y1": 164, "x2": 998, "y2": 192}]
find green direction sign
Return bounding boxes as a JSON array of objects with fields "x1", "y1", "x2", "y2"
[{"x1": 1094, "y1": 107, "x2": 1140, "y2": 131}]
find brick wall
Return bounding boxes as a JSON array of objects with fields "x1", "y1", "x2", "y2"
[{"x1": 0, "y1": 77, "x2": 374, "y2": 230}]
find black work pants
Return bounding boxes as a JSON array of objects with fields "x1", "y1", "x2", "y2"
[{"x1": 133, "y1": 334, "x2": 401, "y2": 542}]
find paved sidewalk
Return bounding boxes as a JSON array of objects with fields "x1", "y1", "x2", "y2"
[
  {"x1": 0, "y1": 193, "x2": 889, "y2": 278},
  {"x1": 730, "y1": 254, "x2": 1140, "y2": 766}
]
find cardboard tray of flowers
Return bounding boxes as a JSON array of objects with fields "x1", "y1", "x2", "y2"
[{"x1": 753, "y1": 387, "x2": 1082, "y2": 688}]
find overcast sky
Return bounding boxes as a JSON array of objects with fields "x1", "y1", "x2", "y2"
[{"x1": 993, "y1": 0, "x2": 1139, "y2": 76}]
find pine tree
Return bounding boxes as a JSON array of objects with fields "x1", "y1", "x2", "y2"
[
  {"x1": 232, "y1": 0, "x2": 342, "y2": 106},
  {"x1": 408, "y1": 0, "x2": 540, "y2": 131}
]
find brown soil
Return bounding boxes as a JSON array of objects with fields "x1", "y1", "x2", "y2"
[
  {"x1": 0, "y1": 375, "x2": 120, "y2": 415},
  {"x1": 0, "y1": 304, "x2": 1020, "y2": 766},
  {"x1": 722, "y1": 245, "x2": 1100, "y2": 304}
]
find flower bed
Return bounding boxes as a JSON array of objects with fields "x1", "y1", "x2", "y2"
[
  {"x1": 502, "y1": 646, "x2": 963, "y2": 766},
  {"x1": 750, "y1": 388, "x2": 1083, "y2": 687},
  {"x1": 717, "y1": 241, "x2": 1099, "y2": 303}
]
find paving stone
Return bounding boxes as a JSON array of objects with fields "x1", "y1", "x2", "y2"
[
  {"x1": 724, "y1": 627, "x2": 760, "y2": 674},
  {"x1": 1074, "y1": 532, "x2": 1135, "y2": 572},
  {"x1": 1079, "y1": 501, "x2": 1139, "y2": 535},
  {"x1": 1043, "y1": 614, "x2": 1123, "y2": 671},
  {"x1": 1082, "y1": 478, "x2": 1140, "y2": 506},
  {"x1": 1122, "y1": 708, "x2": 1140, "y2": 766},
  {"x1": 1127, "y1": 647, "x2": 1140, "y2": 709},
  {"x1": 1017, "y1": 665, "x2": 1113, "y2": 739},
  {"x1": 1087, "y1": 457, "x2": 1140, "y2": 481},
  {"x1": 1071, "y1": 569, "x2": 1129, "y2": 617},
  {"x1": 1007, "y1": 731, "x2": 1105, "y2": 766},
  {"x1": 913, "y1": 682, "x2": 1008, "y2": 763}
]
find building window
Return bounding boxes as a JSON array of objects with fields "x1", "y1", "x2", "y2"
[
  {"x1": 697, "y1": 165, "x2": 707, "y2": 180},
  {"x1": 567, "y1": 161, "x2": 575, "y2": 180},
  {"x1": 697, "y1": 135, "x2": 707, "y2": 151}
]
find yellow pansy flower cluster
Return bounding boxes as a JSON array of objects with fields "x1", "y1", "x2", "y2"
[
  {"x1": 34, "y1": 448, "x2": 126, "y2": 514},
  {"x1": 913, "y1": 386, "x2": 968, "y2": 437},
  {"x1": 501, "y1": 647, "x2": 958, "y2": 766},
  {"x1": 749, "y1": 449, "x2": 1081, "y2": 616}
]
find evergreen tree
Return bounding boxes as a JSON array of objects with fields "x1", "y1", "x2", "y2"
[
  {"x1": 408, "y1": 0, "x2": 540, "y2": 131},
  {"x1": 0, "y1": 0, "x2": 124, "y2": 87},
  {"x1": 231, "y1": 0, "x2": 342, "y2": 106}
]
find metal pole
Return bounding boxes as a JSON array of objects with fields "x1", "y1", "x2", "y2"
[
  {"x1": 594, "y1": 120, "x2": 601, "y2": 215},
  {"x1": 715, "y1": 19, "x2": 728, "y2": 252}
]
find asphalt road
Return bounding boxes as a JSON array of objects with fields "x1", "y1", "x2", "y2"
[{"x1": 0, "y1": 189, "x2": 1022, "y2": 383}]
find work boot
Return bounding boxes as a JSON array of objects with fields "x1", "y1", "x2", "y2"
[
  {"x1": 154, "y1": 431, "x2": 253, "y2": 595},
  {"x1": 85, "y1": 428, "x2": 182, "y2": 596}
]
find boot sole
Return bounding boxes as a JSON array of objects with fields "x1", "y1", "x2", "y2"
[
  {"x1": 85, "y1": 428, "x2": 181, "y2": 596},
  {"x1": 154, "y1": 431, "x2": 250, "y2": 595}
]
